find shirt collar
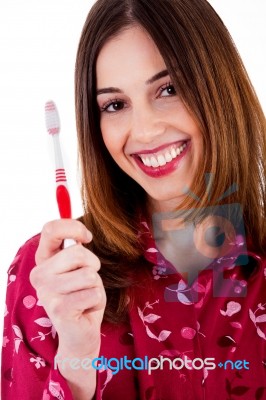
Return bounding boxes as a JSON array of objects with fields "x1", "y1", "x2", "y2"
[{"x1": 138, "y1": 218, "x2": 262, "y2": 279}]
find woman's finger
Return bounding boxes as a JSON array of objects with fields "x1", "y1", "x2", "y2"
[
  {"x1": 38, "y1": 286, "x2": 106, "y2": 322},
  {"x1": 35, "y1": 219, "x2": 92, "y2": 264},
  {"x1": 38, "y1": 266, "x2": 101, "y2": 295},
  {"x1": 30, "y1": 244, "x2": 101, "y2": 288}
]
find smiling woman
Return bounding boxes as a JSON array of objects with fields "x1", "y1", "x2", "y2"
[{"x1": 1, "y1": 0, "x2": 266, "y2": 399}]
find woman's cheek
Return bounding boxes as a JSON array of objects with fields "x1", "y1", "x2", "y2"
[{"x1": 101, "y1": 118, "x2": 128, "y2": 156}]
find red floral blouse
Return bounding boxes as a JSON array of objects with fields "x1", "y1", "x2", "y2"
[{"x1": 1, "y1": 221, "x2": 266, "y2": 399}]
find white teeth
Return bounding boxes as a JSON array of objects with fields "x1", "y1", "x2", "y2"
[
  {"x1": 145, "y1": 157, "x2": 151, "y2": 167},
  {"x1": 150, "y1": 156, "x2": 159, "y2": 167},
  {"x1": 165, "y1": 151, "x2": 172, "y2": 162},
  {"x1": 139, "y1": 141, "x2": 188, "y2": 168},
  {"x1": 157, "y1": 155, "x2": 167, "y2": 166},
  {"x1": 142, "y1": 158, "x2": 147, "y2": 166},
  {"x1": 171, "y1": 148, "x2": 177, "y2": 158}
]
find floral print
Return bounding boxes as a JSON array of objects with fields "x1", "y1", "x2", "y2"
[
  {"x1": 220, "y1": 301, "x2": 242, "y2": 317},
  {"x1": 137, "y1": 300, "x2": 172, "y2": 342},
  {"x1": 1, "y1": 235, "x2": 73, "y2": 399},
  {"x1": 1, "y1": 224, "x2": 266, "y2": 399},
  {"x1": 249, "y1": 303, "x2": 266, "y2": 341}
]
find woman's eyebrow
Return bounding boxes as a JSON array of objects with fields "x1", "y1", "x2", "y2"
[
  {"x1": 96, "y1": 69, "x2": 169, "y2": 96},
  {"x1": 145, "y1": 69, "x2": 169, "y2": 85},
  {"x1": 96, "y1": 87, "x2": 122, "y2": 95}
]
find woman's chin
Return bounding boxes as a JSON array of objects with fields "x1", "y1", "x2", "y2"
[{"x1": 147, "y1": 190, "x2": 188, "y2": 213}]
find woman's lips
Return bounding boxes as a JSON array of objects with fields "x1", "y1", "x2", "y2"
[
  {"x1": 132, "y1": 139, "x2": 188, "y2": 155},
  {"x1": 132, "y1": 140, "x2": 191, "y2": 178}
]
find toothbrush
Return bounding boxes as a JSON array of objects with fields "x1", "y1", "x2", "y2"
[{"x1": 44, "y1": 100, "x2": 76, "y2": 248}]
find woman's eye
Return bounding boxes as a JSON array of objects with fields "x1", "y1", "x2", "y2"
[
  {"x1": 101, "y1": 100, "x2": 125, "y2": 113},
  {"x1": 160, "y1": 84, "x2": 176, "y2": 97}
]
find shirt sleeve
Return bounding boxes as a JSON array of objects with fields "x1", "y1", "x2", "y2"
[{"x1": 1, "y1": 235, "x2": 105, "y2": 399}]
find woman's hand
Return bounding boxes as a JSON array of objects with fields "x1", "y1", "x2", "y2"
[{"x1": 30, "y1": 219, "x2": 106, "y2": 399}]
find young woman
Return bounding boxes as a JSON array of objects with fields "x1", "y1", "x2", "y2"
[{"x1": 2, "y1": 0, "x2": 266, "y2": 399}]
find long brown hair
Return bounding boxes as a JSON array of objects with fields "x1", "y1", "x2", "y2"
[{"x1": 75, "y1": 0, "x2": 266, "y2": 323}]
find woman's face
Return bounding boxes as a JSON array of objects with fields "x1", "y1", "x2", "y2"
[{"x1": 96, "y1": 25, "x2": 203, "y2": 213}]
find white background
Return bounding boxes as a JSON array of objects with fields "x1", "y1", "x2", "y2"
[{"x1": 0, "y1": 1, "x2": 265, "y2": 348}]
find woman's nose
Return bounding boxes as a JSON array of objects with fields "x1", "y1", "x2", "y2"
[{"x1": 130, "y1": 103, "x2": 166, "y2": 143}]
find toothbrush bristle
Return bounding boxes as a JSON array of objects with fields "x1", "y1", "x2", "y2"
[{"x1": 45, "y1": 100, "x2": 60, "y2": 135}]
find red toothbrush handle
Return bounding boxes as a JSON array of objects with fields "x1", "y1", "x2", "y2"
[{"x1": 56, "y1": 185, "x2": 72, "y2": 219}]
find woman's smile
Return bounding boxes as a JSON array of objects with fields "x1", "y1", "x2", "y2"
[{"x1": 131, "y1": 140, "x2": 191, "y2": 178}]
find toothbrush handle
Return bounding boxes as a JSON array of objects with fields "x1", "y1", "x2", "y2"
[
  {"x1": 63, "y1": 238, "x2": 77, "y2": 248},
  {"x1": 56, "y1": 183, "x2": 72, "y2": 219},
  {"x1": 56, "y1": 180, "x2": 77, "y2": 248}
]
